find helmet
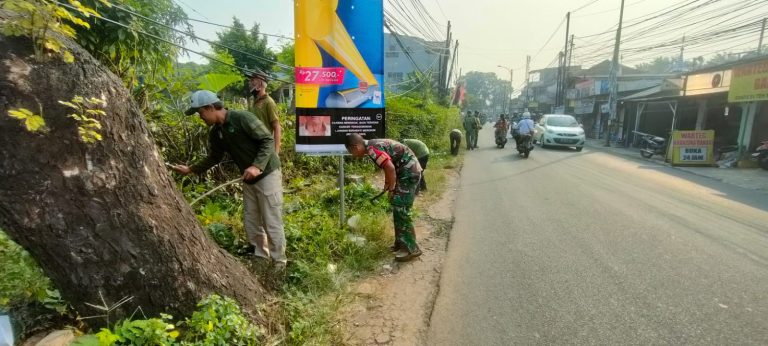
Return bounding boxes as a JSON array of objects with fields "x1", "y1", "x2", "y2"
[{"x1": 522, "y1": 112, "x2": 531, "y2": 118}]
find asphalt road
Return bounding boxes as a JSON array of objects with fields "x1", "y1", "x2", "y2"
[{"x1": 427, "y1": 127, "x2": 768, "y2": 345}]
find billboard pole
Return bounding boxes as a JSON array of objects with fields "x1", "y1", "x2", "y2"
[{"x1": 339, "y1": 155, "x2": 345, "y2": 227}]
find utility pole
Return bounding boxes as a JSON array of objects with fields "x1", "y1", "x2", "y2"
[
  {"x1": 563, "y1": 34, "x2": 574, "y2": 113},
  {"x1": 759, "y1": 18, "x2": 766, "y2": 54},
  {"x1": 525, "y1": 55, "x2": 531, "y2": 106},
  {"x1": 439, "y1": 21, "x2": 452, "y2": 99},
  {"x1": 556, "y1": 51, "x2": 564, "y2": 107},
  {"x1": 678, "y1": 35, "x2": 686, "y2": 72},
  {"x1": 606, "y1": 0, "x2": 626, "y2": 147},
  {"x1": 446, "y1": 40, "x2": 459, "y2": 93},
  {"x1": 561, "y1": 12, "x2": 571, "y2": 108}
]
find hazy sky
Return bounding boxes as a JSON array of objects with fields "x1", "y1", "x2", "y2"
[{"x1": 180, "y1": 0, "x2": 766, "y2": 88}]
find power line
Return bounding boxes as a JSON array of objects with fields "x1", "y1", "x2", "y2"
[
  {"x1": 571, "y1": 0, "x2": 601, "y2": 13},
  {"x1": 186, "y1": 17, "x2": 294, "y2": 41},
  {"x1": 531, "y1": 16, "x2": 567, "y2": 63},
  {"x1": 54, "y1": 1, "x2": 294, "y2": 85},
  {"x1": 103, "y1": 2, "x2": 293, "y2": 71}
]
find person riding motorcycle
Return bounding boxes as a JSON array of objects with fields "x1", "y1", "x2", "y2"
[
  {"x1": 516, "y1": 112, "x2": 535, "y2": 148},
  {"x1": 494, "y1": 114, "x2": 509, "y2": 148}
]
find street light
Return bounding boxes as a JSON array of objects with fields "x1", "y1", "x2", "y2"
[{"x1": 497, "y1": 65, "x2": 514, "y2": 114}]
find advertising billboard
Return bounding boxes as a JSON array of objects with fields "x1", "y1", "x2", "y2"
[{"x1": 294, "y1": 0, "x2": 385, "y2": 154}]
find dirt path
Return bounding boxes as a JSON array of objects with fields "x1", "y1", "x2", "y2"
[{"x1": 337, "y1": 170, "x2": 459, "y2": 345}]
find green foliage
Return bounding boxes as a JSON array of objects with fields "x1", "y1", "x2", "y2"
[
  {"x1": 387, "y1": 96, "x2": 462, "y2": 153},
  {"x1": 198, "y1": 50, "x2": 245, "y2": 93},
  {"x1": 0, "y1": 0, "x2": 103, "y2": 62},
  {"x1": 7, "y1": 107, "x2": 48, "y2": 133},
  {"x1": 460, "y1": 71, "x2": 508, "y2": 113},
  {"x1": 180, "y1": 294, "x2": 262, "y2": 345},
  {"x1": 95, "y1": 314, "x2": 179, "y2": 345},
  {"x1": 206, "y1": 223, "x2": 251, "y2": 257},
  {"x1": 277, "y1": 289, "x2": 344, "y2": 345},
  {"x1": 0, "y1": 230, "x2": 53, "y2": 309},
  {"x1": 273, "y1": 42, "x2": 295, "y2": 82},
  {"x1": 59, "y1": 96, "x2": 106, "y2": 143},
  {"x1": 74, "y1": 0, "x2": 190, "y2": 89},
  {"x1": 214, "y1": 17, "x2": 275, "y2": 73}
]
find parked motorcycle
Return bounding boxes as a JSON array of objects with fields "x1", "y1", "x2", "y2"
[
  {"x1": 517, "y1": 134, "x2": 533, "y2": 158},
  {"x1": 752, "y1": 140, "x2": 768, "y2": 170},
  {"x1": 635, "y1": 132, "x2": 667, "y2": 159}
]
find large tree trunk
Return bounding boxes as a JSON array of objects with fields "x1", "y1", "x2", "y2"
[{"x1": 0, "y1": 35, "x2": 265, "y2": 324}]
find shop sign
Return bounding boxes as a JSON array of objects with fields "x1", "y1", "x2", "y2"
[
  {"x1": 670, "y1": 130, "x2": 714, "y2": 165},
  {"x1": 729, "y1": 59, "x2": 768, "y2": 102},
  {"x1": 684, "y1": 70, "x2": 731, "y2": 96}
]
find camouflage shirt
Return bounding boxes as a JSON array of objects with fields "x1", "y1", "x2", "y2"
[{"x1": 366, "y1": 139, "x2": 422, "y2": 176}]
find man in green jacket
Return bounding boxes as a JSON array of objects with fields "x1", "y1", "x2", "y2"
[
  {"x1": 172, "y1": 90, "x2": 286, "y2": 272},
  {"x1": 463, "y1": 111, "x2": 477, "y2": 150}
]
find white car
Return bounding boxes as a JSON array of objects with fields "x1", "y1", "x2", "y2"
[{"x1": 534, "y1": 114, "x2": 585, "y2": 151}]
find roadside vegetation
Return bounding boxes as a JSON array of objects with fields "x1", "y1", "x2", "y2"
[{"x1": 0, "y1": 0, "x2": 461, "y2": 344}]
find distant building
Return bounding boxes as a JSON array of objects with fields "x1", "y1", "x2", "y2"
[{"x1": 384, "y1": 33, "x2": 444, "y2": 90}]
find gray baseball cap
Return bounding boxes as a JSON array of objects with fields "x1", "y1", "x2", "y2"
[{"x1": 185, "y1": 90, "x2": 220, "y2": 115}]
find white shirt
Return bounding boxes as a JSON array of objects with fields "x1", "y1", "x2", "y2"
[{"x1": 518, "y1": 118, "x2": 535, "y2": 134}]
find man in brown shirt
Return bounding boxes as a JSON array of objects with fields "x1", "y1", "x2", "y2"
[{"x1": 248, "y1": 70, "x2": 282, "y2": 154}]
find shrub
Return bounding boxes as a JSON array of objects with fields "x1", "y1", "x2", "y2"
[
  {"x1": 387, "y1": 96, "x2": 462, "y2": 153},
  {"x1": 180, "y1": 294, "x2": 263, "y2": 346}
]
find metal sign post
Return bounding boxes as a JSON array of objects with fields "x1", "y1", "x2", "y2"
[{"x1": 339, "y1": 155, "x2": 345, "y2": 228}]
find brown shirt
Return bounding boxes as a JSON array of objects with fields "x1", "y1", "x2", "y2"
[{"x1": 249, "y1": 94, "x2": 279, "y2": 133}]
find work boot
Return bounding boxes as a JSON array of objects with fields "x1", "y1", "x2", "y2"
[{"x1": 394, "y1": 248, "x2": 422, "y2": 262}]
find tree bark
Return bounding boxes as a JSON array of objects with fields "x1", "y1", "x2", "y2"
[{"x1": 0, "y1": 35, "x2": 265, "y2": 325}]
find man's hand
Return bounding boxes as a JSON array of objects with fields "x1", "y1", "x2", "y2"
[
  {"x1": 384, "y1": 179, "x2": 396, "y2": 192},
  {"x1": 242, "y1": 165, "x2": 263, "y2": 182},
  {"x1": 172, "y1": 164, "x2": 192, "y2": 175}
]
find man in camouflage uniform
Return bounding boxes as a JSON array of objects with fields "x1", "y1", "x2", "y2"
[{"x1": 345, "y1": 134, "x2": 422, "y2": 262}]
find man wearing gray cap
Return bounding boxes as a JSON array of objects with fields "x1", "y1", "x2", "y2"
[{"x1": 172, "y1": 90, "x2": 286, "y2": 273}]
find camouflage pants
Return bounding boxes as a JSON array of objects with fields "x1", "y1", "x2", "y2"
[{"x1": 392, "y1": 171, "x2": 420, "y2": 253}]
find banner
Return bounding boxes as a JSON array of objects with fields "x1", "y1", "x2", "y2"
[
  {"x1": 669, "y1": 130, "x2": 715, "y2": 166},
  {"x1": 729, "y1": 59, "x2": 768, "y2": 102},
  {"x1": 294, "y1": 0, "x2": 385, "y2": 154}
]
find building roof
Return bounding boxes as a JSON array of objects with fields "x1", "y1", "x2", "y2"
[
  {"x1": 685, "y1": 54, "x2": 768, "y2": 75},
  {"x1": 619, "y1": 79, "x2": 682, "y2": 101},
  {"x1": 577, "y1": 60, "x2": 641, "y2": 77}
]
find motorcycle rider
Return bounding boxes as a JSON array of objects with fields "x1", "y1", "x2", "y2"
[
  {"x1": 516, "y1": 111, "x2": 535, "y2": 148},
  {"x1": 494, "y1": 114, "x2": 509, "y2": 145}
]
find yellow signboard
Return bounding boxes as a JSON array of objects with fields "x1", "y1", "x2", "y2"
[
  {"x1": 669, "y1": 130, "x2": 714, "y2": 166},
  {"x1": 729, "y1": 59, "x2": 768, "y2": 102}
]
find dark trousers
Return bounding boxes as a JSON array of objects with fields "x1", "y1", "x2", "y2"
[
  {"x1": 417, "y1": 155, "x2": 429, "y2": 193},
  {"x1": 450, "y1": 132, "x2": 461, "y2": 155}
]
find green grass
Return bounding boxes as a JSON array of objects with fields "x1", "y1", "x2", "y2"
[{"x1": 0, "y1": 230, "x2": 52, "y2": 310}]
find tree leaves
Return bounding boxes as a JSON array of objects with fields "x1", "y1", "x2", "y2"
[
  {"x1": 197, "y1": 73, "x2": 243, "y2": 93},
  {"x1": 7, "y1": 108, "x2": 48, "y2": 133}
]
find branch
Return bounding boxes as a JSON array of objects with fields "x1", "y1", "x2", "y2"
[{"x1": 190, "y1": 177, "x2": 242, "y2": 206}]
